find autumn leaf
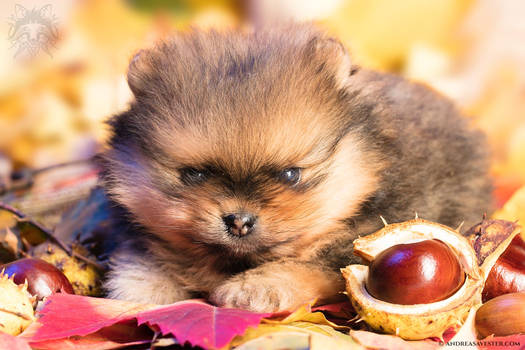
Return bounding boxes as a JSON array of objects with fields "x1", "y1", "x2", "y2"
[
  {"x1": 24, "y1": 294, "x2": 271, "y2": 349},
  {"x1": 311, "y1": 301, "x2": 356, "y2": 325},
  {"x1": 350, "y1": 330, "x2": 440, "y2": 350},
  {"x1": 230, "y1": 301, "x2": 360, "y2": 349},
  {"x1": 232, "y1": 322, "x2": 362, "y2": 350},
  {"x1": 311, "y1": 301, "x2": 353, "y2": 313},
  {"x1": 493, "y1": 185, "x2": 525, "y2": 230},
  {"x1": 25, "y1": 320, "x2": 154, "y2": 350},
  {"x1": 16, "y1": 219, "x2": 48, "y2": 246},
  {"x1": 0, "y1": 227, "x2": 20, "y2": 262},
  {"x1": 234, "y1": 332, "x2": 312, "y2": 350},
  {"x1": 0, "y1": 332, "x2": 31, "y2": 350},
  {"x1": 135, "y1": 300, "x2": 271, "y2": 349},
  {"x1": 264, "y1": 302, "x2": 348, "y2": 331},
  {"x1": 236, "y1": 328, "x2": 363, "y2": 350},
  {"x1": 26, "y1": 294, "x2": 154, "y2": 342}
]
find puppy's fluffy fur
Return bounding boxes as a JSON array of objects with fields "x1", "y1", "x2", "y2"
[{"x1": 100, "y1": 24, "x2": 492, "y2": 312}]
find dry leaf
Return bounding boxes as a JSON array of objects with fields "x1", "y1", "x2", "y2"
[
  {"x1": 493, "y1": 186, "x2": 525, "y2": 230},
  {"x1": 236, "y1": 328, "x2": 363, "y2": 350},
  {"x1": 232, "y1": 322, "x2": 362, "y2": 350},
  {"x1": 0, "y1": 227, "x2": 20, "y2": 262},
  {"x1": 265, "y1": 302, "x2": 349, "y2": 331},
  {"x1": 350, "y1": 330, "x2": 439, "y2": 350},
  {"x1": 230, "y1": 302, "x2": 359, "y2": 349}
]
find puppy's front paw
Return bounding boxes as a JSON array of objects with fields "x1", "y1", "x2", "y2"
[{"x1": 210, "y1": 277, "x2": 295, "y2": 312}]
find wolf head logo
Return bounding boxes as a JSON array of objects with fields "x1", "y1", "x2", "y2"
[{"x1": 8, "y1": 4, "x2": 59, "y2": 59}]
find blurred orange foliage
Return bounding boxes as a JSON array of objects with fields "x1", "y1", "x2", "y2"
[{"x1": 0, "y1": 0, "x2": 523, "y2": 210}]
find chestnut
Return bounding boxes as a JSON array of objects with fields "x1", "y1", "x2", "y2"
[
  {"x1": 482, "y1": 234, "x2": 525, "y2": 301},
  {"x1": 366, "y1": 239, "x2": 465, "y2": 304},
  {"x1": 475, "y1": 292, "x2": 525, "y2": 338},
  {"x1": 1, "y1": 258, "x2": 74, "y2": 300}
]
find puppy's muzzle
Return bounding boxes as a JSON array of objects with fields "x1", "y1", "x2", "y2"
[{"x1": 222, "y1": 212, "x2": 256, "y2": 237}]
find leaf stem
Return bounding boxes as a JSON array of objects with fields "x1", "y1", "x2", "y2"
[{"x1": 0, "y1": 202, "x2": 106, "y2": 271}]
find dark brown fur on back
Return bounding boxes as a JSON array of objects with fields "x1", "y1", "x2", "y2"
[{"x1": 100, "y1": 24, "x2": 492, "y2": 311}]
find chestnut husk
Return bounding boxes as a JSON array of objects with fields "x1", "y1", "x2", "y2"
[
  {"x1": 342, "y1": 218, "x2": 521, "y2": 340},
  {"x1": 0, "y1": 273, "x2": 34, "y2": 335},
  {"x1": 33, "y1": 243, "x2": 102, "y2": 296}
]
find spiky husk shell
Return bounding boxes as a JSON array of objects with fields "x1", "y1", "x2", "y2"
[
  {"x1": 342, "y1": 218, "x2": 520, "y2": 340},
  {"x1": 342, "y1": 265, "x2": 480, "y2": 339},
  {"x1": 0, "y1": 273, "x2": 35, "y2": 335},
  {"x1": 33, "y1": 244, "x2": 102, "y2": 296}
]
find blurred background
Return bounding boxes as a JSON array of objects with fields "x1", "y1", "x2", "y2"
[{"x1": 0, "y1": 0, "x2": 524, "y2": 221}]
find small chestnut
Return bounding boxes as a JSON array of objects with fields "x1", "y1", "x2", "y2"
[
  {"x1": 366, "y1": 239, "x2": 465, "y2": 304},
  {"x1": 476, "y1": 292, "x2": 525, "y2": 338},
  {"x1": 1, "y1": 258, "x2": 74, "y2": 300},
  {"x1": 482, "y1": 234, "x2": 525, "y2": 302}
]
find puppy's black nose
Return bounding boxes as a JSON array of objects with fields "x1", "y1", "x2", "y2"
[{"x1": 222, "y1": 213, "x2": 256, "y2": 236}]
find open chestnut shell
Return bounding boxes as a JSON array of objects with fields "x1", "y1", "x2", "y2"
[
  {"x1": 0, "y1": 273, "x2": 35, "y2": 335},
  {"x1": 1, "y1": 258, "x2": 74, "y2": 300},
  {"x1": 342, "y1": 218, "x2": 521, "y2": 340}
]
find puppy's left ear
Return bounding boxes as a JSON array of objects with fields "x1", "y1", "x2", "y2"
[
  {"x1": 127, "y1": 49, "x2": 156, "y2": 98},
  {"x1": 311, "y1": 37, "x2": 352, "y2": 90}
]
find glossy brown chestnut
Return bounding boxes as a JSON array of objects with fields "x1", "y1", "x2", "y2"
[
  {"x1": 482, "y1": 235, "x2": 525, "y2": 302},
  {"x1": 476, "y1": 292, "x2": 525, "y2": 338},
  {"x1": 1, "y1": 258, "x2": 74, "y2": 300},
  {"x1": 366, "y1": 239, "x2": 465, "y2": 304}
]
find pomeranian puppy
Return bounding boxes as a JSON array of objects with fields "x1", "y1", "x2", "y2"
[{"x1": 100, "y1": 24, "x2": 492, "y2": 312}]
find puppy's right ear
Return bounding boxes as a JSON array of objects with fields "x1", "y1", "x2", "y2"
[{"x1": 127, "y1": 49, "x2": 154, "y2": 97}]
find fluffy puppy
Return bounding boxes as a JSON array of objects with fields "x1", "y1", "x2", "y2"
[{"x1": 100, "y1": 24, "x2": 492, "y2": 312}]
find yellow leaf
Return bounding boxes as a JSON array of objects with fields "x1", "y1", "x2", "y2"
[
  {"x1": 229, "y1": 302, "x2": 358, "y2": 349},
  {"x1": 264, "y1": 303, "x2": 348, "y2": 331},
  {"x1": 231, "y1": 323, "x2": 362, "y2": 350},
  {"x1": 493, "y1": 186, "x2": 525, "y2": 239},
  {"x1": 350, "y1": 330, "x2": 439, "y2": 350}
]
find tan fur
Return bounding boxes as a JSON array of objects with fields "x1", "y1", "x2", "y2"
[{"x1": 210, "y1": 261, "x2": 346, "y2": 312}]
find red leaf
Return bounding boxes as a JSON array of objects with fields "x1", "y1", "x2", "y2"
[
  {"x1": 28, "y1": 321, "x2": 153, "y2": 350},
  {"x1": 28, "y1": 294, "x2": 152, "y2": 342},
  {"x1": 26, "y1": 294, "x2": 270, "y2": 349},
  {"x1": 0, "y1": 332, "x2": 31, "y2": 350},
  {"x1": 136, "y1": 300, "x2": 271, "y2": 349},
  {"x1": 311, "y1": 301, "x2": 353, "y2": 313},
  {"x1": 441, "y1": 327, "x2": 456, "y2": 343},
  {"x1": 310, "y1": 301, "x2": 357, "y2": 326}
]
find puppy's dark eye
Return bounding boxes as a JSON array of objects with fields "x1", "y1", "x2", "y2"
[
  {"x1": 278, "y1": 168, "x2": 301, "y2": 185},
  {"x1": 180, "y1": 167, "x2": 208, "y2": 185}
]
